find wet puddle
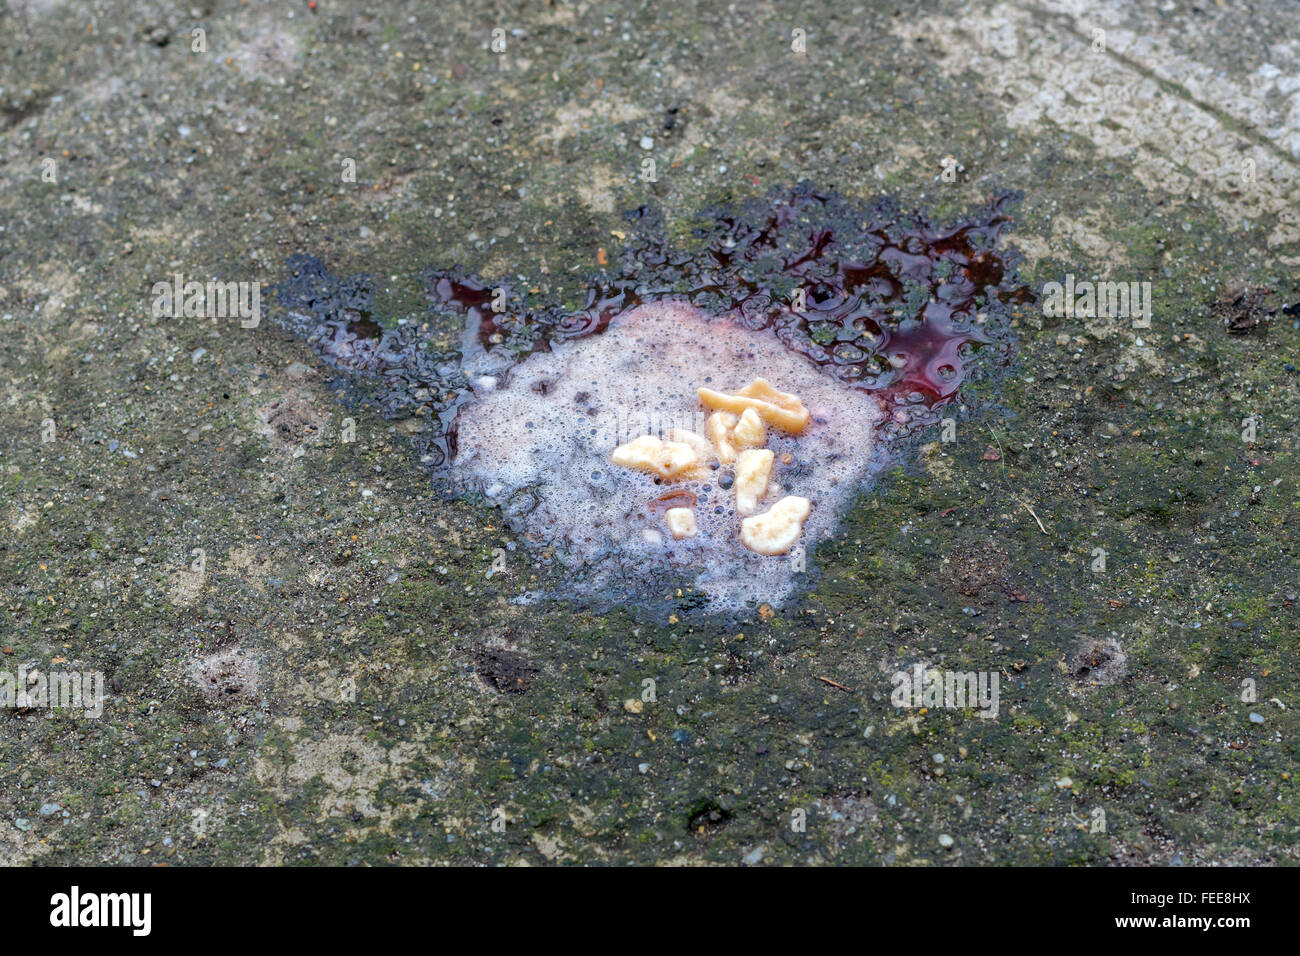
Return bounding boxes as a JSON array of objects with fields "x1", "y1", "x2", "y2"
[{"x1": 275, "y1": 185, "x2": 1033, "y2": 612}]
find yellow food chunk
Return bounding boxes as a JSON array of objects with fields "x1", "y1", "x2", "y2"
[
  {"x1": 731, "y1": 407, "x2": 767, "y2": 449},
  {"x1": 703, "y1": 407, "x2": 765, "y2": 464},
  {"x1": 698, "y1": 378, "x2": 810, "y2": 434},
  {"x1": 733, "y1": 448, "x2": 774, "y2": 516},
  {"x1": 668, "y1": 428, "x2": 717, "y2": 465},
  {"x1": 739, "y1": 495, "x2": 811, "y2": 555},
  {"x1": 705, "y1": 411, "x2": 739, "y2": 464},
  {"x1": 664, "y1": 507, "x2": 698, "y2": 540},
  {"x1": 610, "y1": 435, "x2": 699, "y2": 479}
]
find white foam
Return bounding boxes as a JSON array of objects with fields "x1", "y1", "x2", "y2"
[{"x1": 451, "y1": 300, "x2": 884, "y2": 610}]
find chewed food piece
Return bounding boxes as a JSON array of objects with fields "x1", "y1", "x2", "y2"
[
  {"x1": 740, "y1": 495, "x2": 811, "y2": 555},
  {"x1": 733, "y1": 448, "x2": 774, "y2": 516},
  {"x1": 705, "y1": 408, "x2": 768, "y2": 466},
  {"x1": 698, "y1": 378, "x2": 810, "y2": 434},
  {"x1": 664, "y1": 507, "x2": 698, "y2": 540},
  {"x1": 668, "y1": 428, "x2": 718, "y2": 467},
  {"x1": 611, "y1": 435, "x2": 700, "y2": 479},
  {"x1": 705, "y1": 412, "x2": 739, "y2": 464},
  {"x1": 732, "y1": 407, "x2": 767, "y2": 449}
]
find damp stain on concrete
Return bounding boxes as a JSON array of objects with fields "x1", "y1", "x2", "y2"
[{"x1": 273, "y1": 187, "x2": 1033, "y2": 613}]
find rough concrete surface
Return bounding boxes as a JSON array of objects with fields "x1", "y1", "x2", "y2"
[{"x1": 0, "y1": 0, "x2": 1297, "y2": 865}]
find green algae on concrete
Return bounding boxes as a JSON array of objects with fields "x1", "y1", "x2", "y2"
[{"x1": 0, "y1": 0, "x2": 1296, "y2": 866}]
